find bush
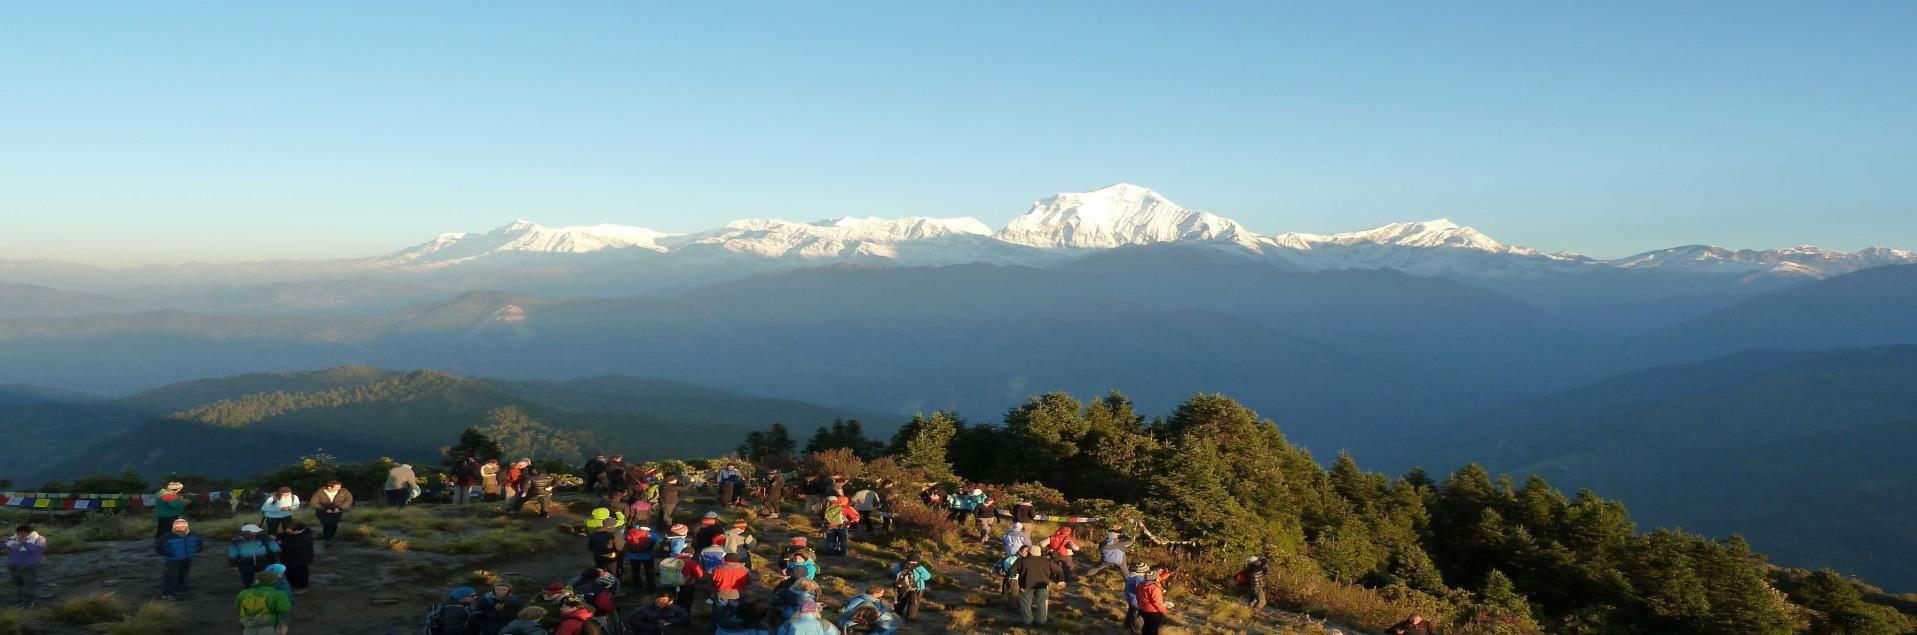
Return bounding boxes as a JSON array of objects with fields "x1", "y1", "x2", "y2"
[
  {"x1": 808, "y1": 449, "x2": 864, "y2": 480},
  {"x1": 75, "y1": 513, "x2": 152, "y2": 542},
  {"x1": 43, "y1": 532, "x2": 93, "y2": 554},
  {"x1": 947, "y1": 607, "x2": 977, "y2": 629},
  {"x1": 0, "y1": 608, "x2": 29, "y2": 635},
  {"x1": 101, "y1": 602, "x2": 184, "y2": 635},
  {"x1": 1001, "y1": 482, "x2": 1067, "y2": 507},
  {"x1": 888, "y1": 501, "x2": 959, "y2": 547},
  {"x1": 51, "y1": 591, "x2": 127, "y2": 625}
]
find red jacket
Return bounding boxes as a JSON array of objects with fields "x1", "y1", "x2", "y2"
[
  {"x1": 553, "y1": 606, "x2": 596, "y2": 635},
  {"x1": 1047, "y1": 530, "x2": 1076, "y2": 556},
  {"x1": 1137, "y1": 580, "x2": 1167, "y2": 614},
  {"x1": 710, "y1": 562, "x2": 753, "y2": 593}
]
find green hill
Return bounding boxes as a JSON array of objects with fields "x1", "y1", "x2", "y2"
[{"x1": 4, "y1": 367, "x2": 899, "y2": 483}]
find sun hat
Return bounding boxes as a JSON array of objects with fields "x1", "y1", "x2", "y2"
[{"x1": 240, "y1": 524, "x2": 263, "y2": 533}]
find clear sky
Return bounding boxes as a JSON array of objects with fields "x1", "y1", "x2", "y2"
[{"x1": 2, "y1": 2, "x2": 1913, "y2": 266}]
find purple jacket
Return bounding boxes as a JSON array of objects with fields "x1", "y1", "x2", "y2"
[{"x1": 5, "y1": 532, "x2": 46, "y2": 568}]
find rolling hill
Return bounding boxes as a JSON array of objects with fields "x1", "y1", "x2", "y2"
[{"x1": 1418, "y1": 346, "x2": 1917, "y2": 589}]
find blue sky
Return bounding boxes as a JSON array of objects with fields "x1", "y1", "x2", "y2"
[{"x1": 2, "y1": 2, "x2": 1913, "y2": 266}]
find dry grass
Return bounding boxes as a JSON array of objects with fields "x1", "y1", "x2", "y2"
[
  {"x1": 100, "y1": 601, "x2": 185, "y2": 635},
  {"x1": 947, "y1": 607, "x2": 978, "y2": 629},
  {"x1": 75, "y1": 514, "x2": 153, "y2": 542},
  {"x1": 51, "y1": 591, "x2": 128, "y2": 625},
  {"x1": 0, "y1": 608, "x2": 28, "y2": 635},
  {"x1": 43, "y1": 532, "x2": 93, "y2": 554}
]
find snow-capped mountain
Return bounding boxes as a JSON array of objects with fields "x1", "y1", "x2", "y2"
[
  {"x1": 1607, "y1": 245, "x2": 1917, "y2": 279},
  {"x1": 996, "y1": 183, "x2": 1261, "y2": 249},
  {"x1": 376, "y1": 220, "x2": 674, "y2": 270},
  {"x1": 359, "y1": 184, "x2": 1913, "y2": 283}
]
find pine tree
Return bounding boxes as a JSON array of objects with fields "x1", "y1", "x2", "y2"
[
  {"x1": 894, "y1": 411, "x2": 962, "y2": 476},
  {"x1": 445, "y1": 426, "x2": 503, "y2": 465}
]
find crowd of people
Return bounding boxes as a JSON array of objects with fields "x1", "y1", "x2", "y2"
[{"x1": 0, "y1": 456, "x2": 1439, "y2": 634}]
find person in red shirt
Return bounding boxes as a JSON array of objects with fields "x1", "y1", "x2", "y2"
[
  {"x1": 1136, "y1": 569, "x2": 1171, "y2": 634},
  {"x1": 708, "y1": 552, "x2": 755, "y2": 624},
  {"x1": 551, "y1": 599, "x2": 597, "y2": 635}
]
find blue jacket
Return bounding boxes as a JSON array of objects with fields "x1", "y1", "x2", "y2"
[
  {"x1": 775, "y1": 614, "x2": 838, "y2": 635},
  {"x1": 1003, "y1": 529, "x2": 1028, "y2": 557},
  {"x1": 838, "y1": 594, "x2": 890, "y2": 631},
  {"x1": 155, "y1": 532, "x2": 202, "y2": 561},
  {"x1": 227, "y1": 535, "x2": 281, "y2": 564},
  {"x1": 1124, "y1": 573, "x2": 1145, "y2": 608}
]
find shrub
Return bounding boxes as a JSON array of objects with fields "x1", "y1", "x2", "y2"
[
  {"x1": 808, "y1": 449, "x2": 864, "y2": 480},
  {"x1": 75, "y1": 514, "x2": 152, "y2": 542},
  {"x1": 0, "y1": 608, "x2": 28, "y2": 635},
  {"x1": 101, "y1": 601, "x2": 184, "y2": 635},
  {"x1": 888, "y1": 501, "x2": 959, "y2": 546},
  {"x1": 1002, "y1": 482, "x2": 1066, "y2": 507},
  {"x1": 43, "y1": 532, "x2": 93, "y2": 554},
  {"x1": 51, "y1": 591, "x2": 127, "y2": 625}
]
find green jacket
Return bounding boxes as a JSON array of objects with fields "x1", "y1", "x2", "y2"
[
  {"x1": 152, "y1": 489, "x2": 188, "y2": 518},
  {"x1": 235, "y1": 583, "x2": 293, "y2": 626}
]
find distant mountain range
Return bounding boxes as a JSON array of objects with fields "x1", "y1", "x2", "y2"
[
  {"x1": 3, "y1": 184, "x2": 1910, "y2": 317},
  {"x1": 0, "y1": 367, "x2": 893, "y2": 483}
]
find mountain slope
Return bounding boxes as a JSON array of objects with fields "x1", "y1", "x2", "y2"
[
  {"x1": 1655, "y1": 263, "x2": 1917, "y2": 355},
  {"x1": 1421, "y1": 346, "x2": 1917, "y2": 589},
  {"x1": 8, "y1": 367, "x2": 897, "y2": 483},
  {"x1": 0, "y1": 282, "x2": 129, "y2": 318}
]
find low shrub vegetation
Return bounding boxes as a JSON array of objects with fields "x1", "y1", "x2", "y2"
[
  {"x1": 51, "y1": 591, "x2": 127, "y2": 625},
  {"x1": 101, "y1": 602, "x2": 185, "y2": 635}
]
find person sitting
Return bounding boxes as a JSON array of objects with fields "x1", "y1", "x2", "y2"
[{"x1": 838, "y1": 585, "x2": 902, "y2": 635}]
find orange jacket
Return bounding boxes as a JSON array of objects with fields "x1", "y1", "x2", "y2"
[
  {"x1": 710, "y1": 562, "x2": 753, "y2": 592},
  {"x1": 1137, "y1": 581, "x2": 1167, "y2": 614}
]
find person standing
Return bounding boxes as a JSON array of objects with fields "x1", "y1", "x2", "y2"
[
  {"x1": 708, "y1": 553, "x2": 755, "y2": 625},
  {"x1": 520, "y1": 469, "x2": 556, "y2": 518},
  {"x1": 454, "y1": 456, "x2": 482, "y2": 505},
  {"x1": 1011, "y1": 545, "x2": 1062, "y2": 627},
  {"x1": 276, "y1": 521, "x2": 314, "y2": 593},
  {"x1": 481, "y1": 458, "x2": 502, "y2": 500},
  {"x1": 1003, "y1": 523, "x2": 1029, "y2": 558},
  {"x1": 235, "y1": 570, "x2": 294, "y2": 635},
  {"x1": 972, "y1": 492, "x2": 999, "y2": 542},
  {"x1": 624, "y1": 523, "x2": 658, "y2": 592},
  {"x1": 889, "y1": 553, "x2": 931, "y2": 621},
  {"x1": 260, "y1": 487, "x2": 301, "y2": 535},
  {"x1": 874, "y1": 480, "x2": 898, "y2": 533},
  {"x1": 582, "y1": 452, "x2": 607, "y2": 494},
  {"x1": 151, "y1": 481, "x2": 190, "y2": 538},
  {"x1": 656, "y1": 475, "x2": 684, "y2": 531},
  {"x1": 385, "y1": 463, "x2": 419, "y2": 507},
  {"x1": 849, "y1": 487, "x2": 879, "y2": 533},
  {"x1": 760, "y1": 469, "x2": 785, "y2": 515},
  {"x1": 6, "y1": 524, "x2": 45, "y2": 608},
  {"x1": 310, "y1": 480, "x2": 353, "y2": 544},
  {"x1": 154, "y1": 518, "x2": 201, "y2": 600},
  {"x1": 1136, "y1": 569, "x2": 1170, "y2": 635},
  {"x1": 1123, "y1": 563, "x2": 1149, "y2": 632},
  {"x1": 819, "y1": 496, "x2": 860, "y2": 556},
  {"x1": 602, "y1": 455, "x2": 628, "y2": 494},
  {"x1": 1239, "y1": 556, "x2": 1269, "y2": 609},
  {"x1": 1389, "y1": 614, "x2": 1439, "y2": 635},
  {"x1": 227, "y1": 524, "x2": 282, "y2": 588}
]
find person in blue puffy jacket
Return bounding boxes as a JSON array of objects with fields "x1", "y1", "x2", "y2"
[{"x1": 154, "y1": 518, "x2": 202, "y2": 600}]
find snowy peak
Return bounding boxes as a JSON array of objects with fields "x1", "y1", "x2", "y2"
[
  {"x1": 1608, "y1": 244, "x2": 1917, "y2": 278},
  {"x1": 1279, "y1": 219, "x2": 1515, "y2": 253},
  {"x1": 378, "y1": 220, "x2": 673, "y2": 269},
  {"x1": 665, "y1": 215, "x2": 1001, "y2": 261},
  {"x1": 996, "y1": 183, "x2": 1257, "y2": 249}
]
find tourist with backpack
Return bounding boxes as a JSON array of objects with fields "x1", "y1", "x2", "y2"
[
  {"x1": 1012, "y1": 545, "x2": 1064, "y2": 626},
  {"x1": 658, "y1": 547, "x2": 701, "y2": 609},
  {"x1": 709, "y1": 553, "x2": 755, "y2": 625},
  {"x1": 583, "y1": 453, "x2": 608, "y2": 494},
  {"x1": 1238, "y1": 556, "x2": 1269, "y2": 609},
  {"x1": 992, "y1": 551, "x2": 1021, "y2": 606},
  {"x1": 839, "y1": 586, "x2": 901, "y2": 635},
  {"x1": 1123, "y1": 563, "x2": 1149, "y2": 633},
  {"x1": 775, "y1": 599, "x2": 838, "y2": 635},
  {"x1": 656, "y1": 476, "x2": 684, "y2": 530},
  {"x1": 551, "y1": 598, "x2": 601, "y2": 635},
  {"x1": 629, "y1": 593, "x2": 690, "y2": 634},
  {"x1": 971, "y1": 492, "x2": 999, "y2": 542},
  {"x1": 759, "y1": 469, "x2": 785, "y2": 515},
  {"x1": 783, "y1": 549, "x2": 818, "y2": 581},
  {"x1": 720, "y1": 520, "x2": 756, "y2": 567},
  {"x1": 568, "y1": 566, "x2": 620, "y2": 617},
  {"x1": 260, "y1": 487, "x2": 301, "y2": 535},
  {"x1": 528, "y1": 582, "x2": 570, "y2": 630},
  {"x1": 588, "y1": 518, "x2": 626, "y2": 579},
  {"x1": 235, "y1": 570, "x2": 293, "y2": 635},
  {"x1": 1136, "y1": 569, "x2": 1171, "y2": 635},
  {"x1": 155, "y1": 518, "x2": 200, "y2": 600},
  {"x1": 227, "y1": 524, "x2": 282, "y2": 588},
  {"x1": 693, "y1": 511, "x2": 725, "y2": 553},
  {"x1": 1003, "y1": 522, "x2": 1029, "y2": 558},
  {"x1": 7, "y1": 524, "x2": 45, "y2": 609},
  {"x1": 152, "y1": 481, "x2": 190, "y2": 538},
  {"x1": 454, "y1": 457, "x2": 481, "y2": 504},
  {"x1": 889, "y1": 553, "x2": 931, "y2": 621},
  {"x1": 385, "y1": 463, "x2": 419, "y2": 507},
  {"x1": 698, "y1": 540, "x2": 730, "y2": 579},
  {"x1": 426, "y1": 587, "x2": 484, "y2": 635},
  {"x1": 819, "y1": 496, "x2": 860, "y2": 556},
  {"x1": 309, "y1": 480, "x2": 353, "y2": 543},
  {"x1": 624, "y1": 523, "x2": 658, "y2": 591}
]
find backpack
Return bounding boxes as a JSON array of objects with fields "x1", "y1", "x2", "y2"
[
  {"x1": 823, "y1": 505, "x2": 847, "y2": 526},
  {"x1": 1233, "y1": 569, "x2": 1251, "y2": 587},
  {"x1": 239, "y1": 589, "x2": 274, "y2": 626},
  {"x1": 422, "y1": 601, "x2": 472, "y2": 635},
  {"x1": 698, "y1": 548, "x2": 727, "y2": 572},
  {"x1": 658, "y1": 557, "x2": 687, "y2": 587},
  {"x1": 845, "y1": 601, "x2": 883, "y2": 632},
  {"x1": 894, "y1": 565, "x2": 923, "y2": 592}
]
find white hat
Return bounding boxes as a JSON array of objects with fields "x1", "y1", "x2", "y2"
[
  {"x1": 240, "y1": 524, "x2": 263, "y2": 533},
  {"x1": 971, "y1": 489, "x2": 983, "y2": 496},
  {"x1": 1012, "y1": 522, "x2": 1024, "y2": 531},
  {"x1": 1247, "y1": 556, "x2": 1260, "y2": 563}
]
